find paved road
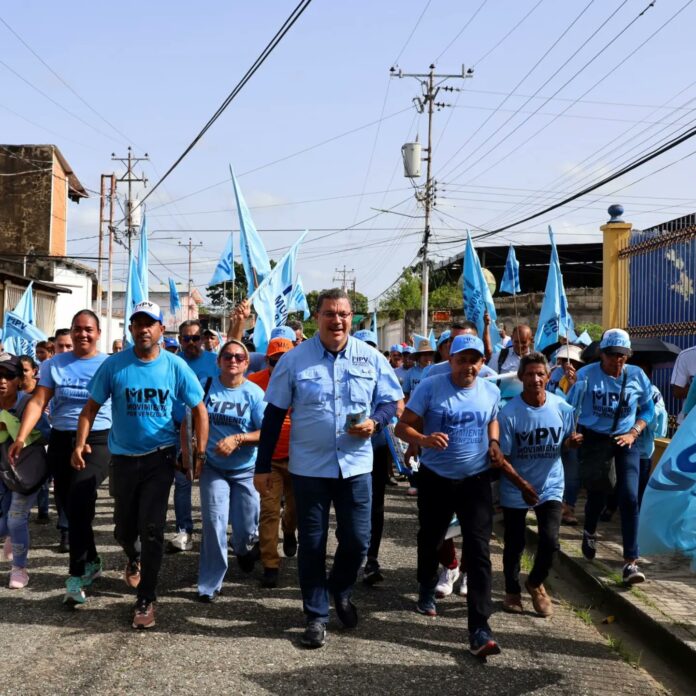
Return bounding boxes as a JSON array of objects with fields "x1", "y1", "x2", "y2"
[{"x1": 0, "y1": 484, "x2": 668, "y2": 695}]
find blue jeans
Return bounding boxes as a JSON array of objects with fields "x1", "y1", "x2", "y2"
[
  {"x1": 173, "y1": 469, "x2": 193, "y2": 533},
  {"x1": 584, "y1": 442, "x2": 641, "y2": 560},
  {"x1": 198, "y1": 466, "x2": 259, "y2": 596},
  {"x1": 0, "y1": 481, "x2": 39, "y2": 568},
  {"x1": 291, "y1": 472, "x2": 372, "y2": 624},
  {"x1": 37, "y1": 479, "x2": 50, "y2": 516},
  {"x1": 562, "y1": 448, "x2": 580, "y2": 508}
]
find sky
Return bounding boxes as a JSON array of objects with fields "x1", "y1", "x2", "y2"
[{"x1": 3, "y1": 0, "x2": 696, "y2": 307}]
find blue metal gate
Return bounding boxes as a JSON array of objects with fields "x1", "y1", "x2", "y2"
[{"x1": 622, "y1": 213, "x2": 696, "y2": 428}]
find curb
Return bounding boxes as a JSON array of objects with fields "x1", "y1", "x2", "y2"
[{"x1": 493, "y1": 517, "x2": 696, "y2": 687}]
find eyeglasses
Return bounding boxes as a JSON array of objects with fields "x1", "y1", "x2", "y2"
[
  {"x1": 320, "y1": 311, "x2": 352, "y2": 320},
  {"x1": 182, "y1": 335, "x2": 202, "y2": 343},
  {"x1": 220, "y1": 352, "x2": 248, "y2": 362}
]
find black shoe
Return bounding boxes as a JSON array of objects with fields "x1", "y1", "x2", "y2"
[
  {"x1": 237, "y1": 551, "x2": 256, "y2": 574},
  {"x1": 58, "y1": 531, "x2": 69, "y2": 554},
  {"x1": 260, "y1": 567, "x2": 279, "y2": 588},
  {"x1": 198, "y1": 590, "x2": 221, "y2": 603},
  {"x1": 581, "y1": 531, "x2": 597, "y2": 560},
  {"x1": 362, "y1": 558, "x2": 384, "y2": 586},
  {"x1": 300, "y1": 620, "x2": 326, "y2": 649},
  {"x1": 282, "y1": 532, "x2": 297, "y2": 558},
  {"x1": 333, "y1": 595, "x2": 358, "y2": 628}
]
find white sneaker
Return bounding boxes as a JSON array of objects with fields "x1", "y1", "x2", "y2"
[
  {"x1": 9, "y1": 566, "x2": 29, "y2": 589},
  {"x1": 168, "y1": 531, "x2": 192, "y2": 552},
  {"x1": 435, "y1": 565, "x2": 460, "y2": 598},
  {"x1": 454, "y1": 571, "x2": 468, "y2": 596}
]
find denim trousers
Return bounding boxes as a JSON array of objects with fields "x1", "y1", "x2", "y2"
[
  {"x1": 173, "y1": 469, "x2": 193, "y2": 534},
  {"x1": 416, "y1": 465, "x2": 493, "y2": 634},
  {"x1": 502, "y1": 500, "x2": 563, "y2": 594},
  {"x1": 0, "y1": 480, "x2": 39, "y2": 568},
  {"x1": 49, "y1": 429, "x2": 110, "y2": 577},
  {"x1": 111, "y1": 448, "x2": 176, "y2": 602},
  {"x1": 291, "y1": 472, "x2": 372, "y2": 624},
  {"x1": 198, "y1": 465, "x2": 260, "y2": 596},
  {"x1": 583, "y1": 438, "x2": 641, "y2": 559}
]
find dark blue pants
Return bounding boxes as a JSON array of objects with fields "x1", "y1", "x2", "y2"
[
  {"x1": 291, "y1": 472, "x2": 372, "y2": 624},
  {"x1": 584, "y1": 441, "x2": 640, "y2": 560}
]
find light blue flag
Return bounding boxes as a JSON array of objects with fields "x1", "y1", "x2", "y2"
[
  {"x1": 136, "y1": 214, "x2": 149, "y2": 302},
  {"x1": 535, "y1": 227, "x2": 575, "y2": 352},
  {"x1": 251, "y1": 232, "x2": 307, "y2": 354},
  {"x1": 288, "y1": 275, "x2": 310, "y2": 320},
  {"x1": 230, "y1": 165, "x2": 271, "y2": 295},
  {"x1": 575, "y1": 330, "x2": 592, "y2": 347},
  {"x1": 638, "y1": 407, "x2": 696, "y2": 570},
  {"x1": 462, "y1": 232, "x2": 501, "y2": 348},
  {"x1": 500, "y1": 244, "x2": 521, "y2": 294},
  {"x1": 427, "y1": 328, "x2": 436, "y2": 349},
  {"x1": 168, "y1": 278, "x2": 181, "y2": 315},
  {"x1": 123, "y1": 250, "x2": 145, "y2": 344},
  {"x1": 412, "y1": 333, "x2": 435, "y2": 350},
  {"x1": 209, "y1": 233, "x2": 236, "y2": 287},
  {"x1": 2, "y1": 282, "x2": 44, "y2": 358}
]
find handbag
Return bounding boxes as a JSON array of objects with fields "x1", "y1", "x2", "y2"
[
  {"x1": 579, "y1": 371, "x2": 627, "y2": 493},
  {"x1": 0, "y1": 440, "x2": 48, "y2": 495}
]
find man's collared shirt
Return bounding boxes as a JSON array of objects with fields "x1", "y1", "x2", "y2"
[{"x1": 264, "y1": 334, "x2": 403, "y2": 478}]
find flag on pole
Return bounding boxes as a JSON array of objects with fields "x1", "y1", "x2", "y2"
[
  {"x1": 288, "y1": 275, "x2": 310, "y2": 320},
  {"x1": 230, "y1": 165, "x2": 271, "y2": 295},
  {"x1": 1, "y1": 282, "x2": 45, "y2": 358},
  {"x1": 209, "y1": 233, "x2": 236, "y2": 287},
  {"x1": 534, "y1": 227, "x2": 575, "y2": 352},
  {"x1": 638, "y1": 406, "x2": 696, "y2": 570},
  {"x1": 123, "y1": 250, "x2": 145, "y2": 344},
  {"x1": 136, "y1": 214, "x2": 149, "y2": 301},
  {"x1": 168, "y1": 278, "x2": 181, "y2": 315},
  {"x1": 462, "y1": 232, "x2": 501, "y2": 348},
  {"x1": 500, "y1": 244, "x2": 521, "y2": 294},
  {"x1": 428, "y1": 327, "x2": 436, "y2": 348},
  {"x1": 412, "y1": 333, "x2": 436, "y2": 350},
  {"x1": 251, "y1": 232, "x2": 307, "y2": 354}
]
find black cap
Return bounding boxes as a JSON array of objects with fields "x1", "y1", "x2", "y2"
[{"x1": 0, "y1": 352, "x2": 22, "y2": 377}]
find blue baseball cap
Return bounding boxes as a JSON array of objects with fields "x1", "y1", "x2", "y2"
[
  {"x1": 450, "y1": 333, "x2": 485, "y2": 357},
  {"x1": 389, "y1": 344, "x2": 403, "y2": 353},
  {"x1": 270, "y1": 325, "x2": 296, "y2": 342},
  {"x1": 599, "y1": 328, "x2": 631, "y2": 355},
  {"x1": 354, "y1": 329, "x2": 378, "y2": 346},
  {"x1": 163, "y1": 337, "x2": 179, "y2": 349},
  {"x1": 403, "y1": 345, "x2": 416, "y2": 354},
  {"x1": 437, "y1": 330, "x2": 452, "y2": 348}
]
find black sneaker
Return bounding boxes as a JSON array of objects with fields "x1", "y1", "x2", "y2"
[
  {"x1": 622, "y1": 562, "x2": 645, "y2": 585},
  {"x1": 362, "y1": 558, "x2": 384, "y2": 586},
  {"x1": 237, "y1": 551, "x2": 256, "y2": 574},
  {"x1": 333, "y1": 594, "x2": 358, "y2": 628},
  {"x1": 58, "y1": 531, "x2": 69, "y2": 554},
  {"x1": 581, "y1": 531, "x2": 597, "y2": 560},
  {"x1": 300, "y1": 620, "x2": 326, "y2": 649},
  {"x1": 197, "y1": 590, "x2": 221, "y2": 603},
  {"x1": 260, "y1": 567, "x2": 279, "y2": 588},
  {"x1": 282, "y1": 532, "x2": 297, "y2": 558}
]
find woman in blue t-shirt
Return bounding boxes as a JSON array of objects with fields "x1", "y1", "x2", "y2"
[
  {"x1": 10, "y1": 310, "x2": 112, "y2": 606},
  {"x1": 567, "y1": 328, "x2": 654, "y2": 585},
  {"x1": 196, "y1": 339, "x2": 266, "y2": 602}
]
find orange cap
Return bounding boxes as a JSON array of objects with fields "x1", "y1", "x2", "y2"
[{"x1": 267, "y1": 337, "x2": 294, "y2": 356}]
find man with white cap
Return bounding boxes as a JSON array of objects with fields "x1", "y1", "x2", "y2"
[
  {"x1": 72, "y1": 301, "x2": 209, "y2": 629},
  {"x1": 395, "y1": 333, "x2": 503, "y2": 658}
]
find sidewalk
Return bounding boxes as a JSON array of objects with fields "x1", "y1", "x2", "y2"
[{"x1": 513, "y1": 496, "x2": 696, "y2": 673}]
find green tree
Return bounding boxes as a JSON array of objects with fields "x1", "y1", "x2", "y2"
[
  {"x1": 305, "y1": 288, "x2": 368, "y2": 315},
  {"x1": 575, "y1": 322, "x2": 603, "y2": 341},
  {"x1": 429, "y1": 282, "x2": 461, "y2": 310},
  {"x1": 378, "y1": 269, "x2": 421, "y2": 318},
  {"x1": 206, "y1": 261, "x2": 248, "y2": 309}
]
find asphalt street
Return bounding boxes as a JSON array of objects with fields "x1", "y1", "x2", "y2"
[{"x1": 0, "y1": 482, "x2": 670, "y2": 695}]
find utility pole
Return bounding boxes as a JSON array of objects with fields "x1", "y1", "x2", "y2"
[
  {"x1": 332, "y1": 265, "x2": 355, "y2": 292},
  {"x1": 112, "y1": 147, "x2": 149, "y2": 254},
  {"x1": 391, "y1": 64, "x2": 473, "y2": 334},
  {"x1": 106, "y1": 174, "x2": 116, "y2": 349},
  {"x1": 179, "y1": 238, "x2": 203, "y2": 319}
]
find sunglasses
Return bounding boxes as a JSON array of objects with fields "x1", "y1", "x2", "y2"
[
  {"x1": 182, "y1": 334, "x2": 202, "y2": 343},
  {"x1": 220, "y1": 352, "x2": 248, "y2": 362},
  {"x1": 0, "y1": 372, "x2": 18, "y2": 380}
]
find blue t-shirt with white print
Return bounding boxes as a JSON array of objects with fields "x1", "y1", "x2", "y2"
[
  {"x1": 205, "y1": 377, "x2": 266, "y2": 472},
  {"x1": 499, "y1": 392, "x2": 574, "y2": 508},
  {"x1": 406, "y1": 374, "x2": 500, "y2": 479},
  {"x1": 88, "y1": 348, "x2": 203, "y2": 456}
]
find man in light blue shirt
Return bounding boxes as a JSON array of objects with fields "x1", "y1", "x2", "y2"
[
  {"x1": 255, "y1": 288, "x2": 402, "y2": 649},
  {"x1": 402, "y1": 339, "x2": 435, "y2": 398},
  {"x1": 423, "y1": 322, "x2": 498, "y2": 381}
]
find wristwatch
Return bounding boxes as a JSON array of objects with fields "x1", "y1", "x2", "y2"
[
  {"x1": 371, "y1": 419, "x2": 381, "y2": 434},
  {"x1": 195, "y1": 452, "x2": 207, "y2": 463}
]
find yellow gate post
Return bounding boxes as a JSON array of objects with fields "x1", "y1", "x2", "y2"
[{"x1": 601, "y1": 204, "x2": 632, "y2": 329}]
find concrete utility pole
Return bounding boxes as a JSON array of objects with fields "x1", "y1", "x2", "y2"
[
  {"x1": 332, "y1": 265, "x2": 355, "y2": 292},
  {"x1": 112, "y1": 147, "x2": 149, "y2": 254},
  {"x1": 105, "y1": 174, "x2": 116, "y2": 349},
  {"x1": 391, "y1": 64, "x2": 473, "y2": 335},
  {"x1": 179, "y1": 237, "x2": 203, "y2": 319}
]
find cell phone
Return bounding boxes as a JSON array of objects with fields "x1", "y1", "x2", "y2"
[{"x1": 345, "y1": 411, "x2": 367, "y2": 431}]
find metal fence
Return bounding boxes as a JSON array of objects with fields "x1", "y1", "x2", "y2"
[{"x1": 620, "y1": 214, "x2": 696, "y2": 428}]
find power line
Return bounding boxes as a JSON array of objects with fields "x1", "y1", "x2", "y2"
[
  {"x1": 137, "y1": 0, "x2": 313, "y2": 211},
  {"x1": 434, "y1": 0, "x2": 490, "y2": 63}
]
